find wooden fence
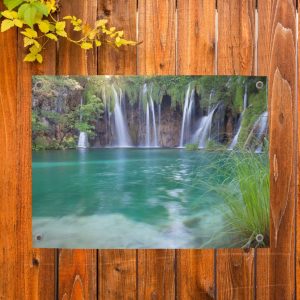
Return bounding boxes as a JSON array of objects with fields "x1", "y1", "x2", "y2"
[{"x1": 0, "y1": 0, "x2": 298, "y2": 299}]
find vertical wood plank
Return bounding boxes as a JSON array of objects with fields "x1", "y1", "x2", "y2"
[
  {"x1": 0, "y1": 0, "x2": 55, "y2": 296},
  {"x1": 97, "y1": 1, "x2": 137, "y2": 299},
  {"x1": 18, "y1": 34, "x2": 57, "y2": 299},
  {"x1": 216, "y1": 0, "x2": 256, "y2": 299},
  {"x1": 176, "y1": 1, "x2": 216, "y2": 299},
  {"x1": 256, "y1": 0, "x2": 297, "y2": 299},
  {"x1": 177, "y1": 0, "x2": 216, "y2": 75},
  {"x1": 58, "y1": 1, "x2": 98, "y2": 299},
  {"x1": 98, "y1": 0, "x2": 137, "y2": 75},
  {"x1": 137, "y1": 0, "x2": 176, "y2": 299},
  {"x1": 0, "y1": 18, "x2": 19, "y2": 300}
]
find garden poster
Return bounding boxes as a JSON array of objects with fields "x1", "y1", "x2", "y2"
[{"x1": 32, "y1": 75, "x2": 269, "y2": 249}]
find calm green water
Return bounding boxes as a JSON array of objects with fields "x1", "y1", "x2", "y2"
[{"x1": 32, "y1": 148, "x2": 230, "y2": 248}]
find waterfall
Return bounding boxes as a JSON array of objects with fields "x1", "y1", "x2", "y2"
[
  {"x1": 77, "y1": 97, "x2": 89, "y2": 148},
  {"x1": 254, "y1": 111, "x2": 268, "y2": 152},
  {"x1": 145, "y1": 102, "x2": 150, "y2": 147},
  {"x1": 112, "y1": 86, "x2": 132, "y2": 147},
  {"x1": 150, "y1": 95, "x2": 159, "y2": 147},
  {"x1": 193, "y1": 105, "x2": 218, "y2": 148},
  {"x1": 143, "y1": 84, "x2": 159, "y2": 147},
  {"x1": 179, "y1": 85, "x2": 194, "y2": 147},
  {"x1": 255, "y1": 111, "x2": 268, "y2": 141},
  {"x1": 228, "y1": 85, "x2": 248, "y2": 150},
  {"x1": 78, "y1": 132, "x2": 89, "y2": 148}
]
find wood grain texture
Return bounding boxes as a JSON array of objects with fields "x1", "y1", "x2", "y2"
[
  {"x1": 177, "y1": 0, "x2": 216, "y2": 75},
  {"x1": 137, "y1": 0, "x2": 176, "y2": 74},
  {"x1": 97, "y1": 1, "x2": 137, "y2": 299},
  {"x1": 99, "y1": 250, "x2": 136, "y2": 300},
  {"x1": 256, "y1": 0, "x2": 297, "y2": 299},
  {"x1": 217, "y1": 0, "x2": 256, "y2": 75},
  {"x1": 0, "y1": 0, "x2": 56, "y2": 296},
  {"x1": 58, "y1": 0, "x2": 98, "y2": 75},
  {"x1": 176, "y1": 1, "x2": 216, "y2": 299},
  {"x1": 137, "y1": 1, "x2": 176, "y2": 299},
  {"x1": 0, "y1": 18, "x2": 19, "y2": 300},
  {"x1": 137, "y1": 250, "x2": 175, "y2": 300},
  {"x1": 98, "y1": 0, "x2": 137, "y2": 75},
  {"x1": 216, "y1": 1, "x2": 256, "y2": 299},
  {"x1": 57, "y1": 1, "x2": 98, "y2": 299},
  {"x1": 17, "y1": 32, "x2": 57, "y2": 299}
]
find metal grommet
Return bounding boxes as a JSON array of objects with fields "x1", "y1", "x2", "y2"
[
  {"x1": 256, "y1": 81, "x2": 264, "y2": 89},
  {"x1": 255, "y1": 234, "x2": 264, "y2": 244},
  {"x1": 35, "y1": 234, "x2": 43, "y2": 241}
]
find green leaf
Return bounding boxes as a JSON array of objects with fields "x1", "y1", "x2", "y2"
[
  {"x1": 1, "y1": 19, "x2": 14, "y2": 32},
  {"x1": 45, "y1": 33, "x2": 57, "y2": 41},
  {"x1": 23, "y1": 5, "x2": 37, "y2": 28},
  {"x1": 24, "y1": 52, "x2": 36, "y2": 62},
  {"x1": 32, "y1": 2, "x2": 48, "y2": 17},
  {"x1": 18, "y1": 3, "x2": 29, "y2": 19},
  {"x1": 4, "y1": 0, "x2": 24, "y2": 11}
]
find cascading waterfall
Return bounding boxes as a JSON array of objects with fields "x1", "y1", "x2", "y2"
[
  {"x1": 150, "y1": 95, "x2": 159, "y2": 147},
  {"x1": 228, "y1": 85, "x2": 248, "y2": 150},
  {"x1": 112, "y1": 86, "x2": 132, "y2": 147},
  {"x1": 77, "y1": 97, "x2": 89, "y2": 148},
  {"x1": 193, "y1": 105, "x2": 218, "y2": 148},
  {"x1": 254, "y1": 111, "x2": 268, "y2": 153},
  {"x1": 145, "y1": 102, "x2": 151, "y2": 147},
  {"x1": 179, "y1": 85, "x2": 194, "y2": 147}
]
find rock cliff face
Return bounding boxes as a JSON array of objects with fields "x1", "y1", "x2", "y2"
[{"x1": 32, "y1": 84, "x2": 248, "y2": 149}]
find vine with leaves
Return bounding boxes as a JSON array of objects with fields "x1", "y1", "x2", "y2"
[{"x1": 0, "y1": 0, "x2": 137, "y2": 63}]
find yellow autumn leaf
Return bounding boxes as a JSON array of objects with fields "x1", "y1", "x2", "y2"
[
  {"x1": 36, "y1": 54, "x2": 43, "y2": 63},
  {"x1": 33, "y1": 40, "x2": 41, "y2": 48},
  {"x1": 1, "y1": 10, "x2": 17, "y2": 20},
  {"x1": 55, "y1": 21, "x2": 66, "y2": 31},
  {"x1": 29, "y1": 45, "x2": 41, "y2": 55},
  {"x1": 56, "y1": 30, "x2": 67, "y2": 37},
  {"x1": 45, "y1": 0, "x2": 56, "y2": 13},
  {"x1": 38, "y1": 21, "x2": 50, "y2": 33},
  {"x1": 81, "y1": 42, "x2": 93, "y2": 50},
  {"x1": 13, "y1": 19, "x2": 23, "y2": 28},
  {"x1": 117, "y1": 31, "x2": 124, "y2": 37},
  {"x1": 109, "y1": 27, "x2": 116, "y2": 32},
  {"x1": 24, "y1": 37, "x2": 35, "y2": 47},
  {"x1": 63, "y1": 16, "x2": 73, "y2": 20},
  {"x1": 95, "y1": 39, "x2": 101, "y2": 47},
  {"x1": 21, "y1": 28, "x2": 38, "y2": 38},
  {"x1": 73, "y1": 26, "x2": 81, "y2": 31},
  {"x1": 88, "y1": 31, "x2": 97, "y2": 39},
  {"x1": 95, "y1": 19, "x2": 107, "y2": 28},
  {"x1": 24, "y1": 53, "x2": 36, "y2": 62},
  {"x1": 1, "y1": 19, "x2": 15, "y2": 32},
  {"x1": 46, "y1": 33, "x2": 58, "y2": 41}
]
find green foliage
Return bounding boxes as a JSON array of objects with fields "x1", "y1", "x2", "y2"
[
  {"x1": 237, "y1": 88, "x2": 267, "y2": 148},
  {"x1": 1, "y1": 0, "x2": 137, "y2": 63},
  {"x1": 205, "y1": 139, "x2": 227, "y2": 151},
  {"x1": 204, "y1": 152, "x2": 270, "y2": 248},
  {"x1": 33, "y1": 135, "x2": 49, "y2": 150},
  {"x1": 185, "y1": 143, "x2": 198, "y2": 151}
]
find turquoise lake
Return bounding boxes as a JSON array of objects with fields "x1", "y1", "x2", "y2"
[{"x1": 32, "y1": 148, "x2": 233, "y2": 248}]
